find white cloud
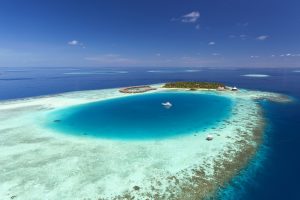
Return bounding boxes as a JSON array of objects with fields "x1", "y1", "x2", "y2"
[
  {"x1": 239, "y1": 34, "x2": 247, "y2": 40},
  {"x1": 278, "y1": 53, "x2": 300, "y2": 57},
  {"x1": 212, "y1": 53, "x2": 220, "y2": 56},
  {"x1": 156, "y1": 53, "x2": 161, "y2": 57},
  {"x1": 208, "y1": 41, "x2": 215, "y2": 45},
  {"x1": 250, "y1": 55, "x2": 259, "y2": 58},
  {"x1": 229, "y1": 34, "x2": 247, "y2": 40},
  {"x1": 68, "y1": 40, "x2": 79, "y2": 45},
  {"x1": 256, "y1": 35, "x2": 269, "y2": 41},
  {"x1": 85, "y1": 54, "x2": 137, "y2": 65},
  {"x1": 195, "y1": 24, "x2": 200, "y2": 30},
  {"x1": 68, "y1": 40, "x2": 85, "y2": 48},
  {"x1": 181, "y1": 11, "x2": 200, "y2": 23}
]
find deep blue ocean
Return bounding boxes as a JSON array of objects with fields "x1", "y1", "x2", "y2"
[{"x1": 0, "y1": 66, "x2": 299, "y2": 199}]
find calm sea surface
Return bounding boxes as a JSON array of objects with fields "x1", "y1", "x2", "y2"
[
  {"x1": 48, "y1": 92, "x2": 232, "y2": 140},
  {"x1": 0, "y1": 67, "x2": 299, "y2": 199}
]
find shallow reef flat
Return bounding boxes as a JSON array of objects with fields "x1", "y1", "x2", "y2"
[{"x1": 0, "y1": 84, "x2": 291, "y2": 200}]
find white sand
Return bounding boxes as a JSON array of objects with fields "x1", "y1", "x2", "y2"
[{"x1": 0, "y1": 85, "x2": 290, "y2": 199}]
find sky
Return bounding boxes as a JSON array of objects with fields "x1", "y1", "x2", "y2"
[{"x1": 0, "y1": 0, "x2": 300, "y2": 68}]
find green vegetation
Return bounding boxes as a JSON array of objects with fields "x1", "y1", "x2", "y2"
[{"x1": 163, "y1": 81, "x2": 225, "y2": 89}]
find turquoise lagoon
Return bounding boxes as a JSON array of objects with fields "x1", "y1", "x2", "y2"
[{"x1": 48, "y1": 91, "x2": 233, "y2": 140}]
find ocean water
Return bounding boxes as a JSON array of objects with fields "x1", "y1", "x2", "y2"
[
  {"x1": 0, "y1": 66, "x2": 299, "y2": 199},
  {"x1": 48, "y1": 92, "x2": 232, "y2": 140}
]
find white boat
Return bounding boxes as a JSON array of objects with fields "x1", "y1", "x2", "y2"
[
  {"x1": 206, "y1": 134, "x2": 213, "y2": 141},
  {"x1": 162, "y1": 101, "x2": 172, "y2": 107},
  {"x1": 232, "y1": 86, "x2": 238, "y2": 91}
]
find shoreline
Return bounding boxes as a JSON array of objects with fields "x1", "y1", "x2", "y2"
[{"x1": 0, "y1": 84, "x2": 291, "y2": 199}]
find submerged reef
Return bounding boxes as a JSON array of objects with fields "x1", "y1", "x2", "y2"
[{"x1": 0, "y1": 84, "x2": 291, "y2": 200}]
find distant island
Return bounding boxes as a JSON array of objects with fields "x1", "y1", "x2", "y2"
[
  {"x1": 119, "y1": 85, "x2": 156, "y2": 93},
  {"x1": 163, "y1": 81, "x2": 226, "y2": 90}
]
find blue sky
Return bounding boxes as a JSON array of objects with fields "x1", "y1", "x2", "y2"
[{"x1": 0, "y1": 0, "x2": 300, "y2": 68}]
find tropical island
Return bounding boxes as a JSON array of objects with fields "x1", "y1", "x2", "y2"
[
  {"x1": 119, "y1": 85, "x2": 156, "y2": 93},
  {"x1": 118, "y1": 82, "x2": 229, "y2": 94},
  {"x1": 163, "y1": 81, "x2": 226, "y2": 90}
]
